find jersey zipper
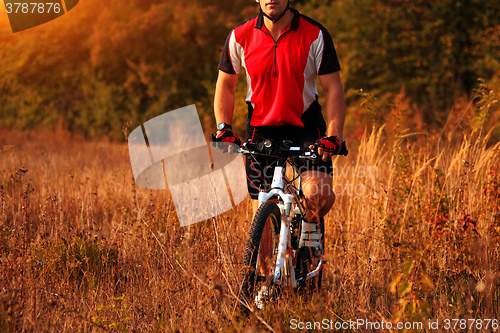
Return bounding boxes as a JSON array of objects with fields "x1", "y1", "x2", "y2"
[
  {"x1": 274, "y1": 41, "x2": 278, "y2": 76},
  {"x1": 262, "y1": 28, "x2": 292, "y2": 77}
]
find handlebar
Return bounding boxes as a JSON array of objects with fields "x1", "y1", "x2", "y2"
[{"x1": 238, "y1": 140, "x2": 319, "y2": 161}]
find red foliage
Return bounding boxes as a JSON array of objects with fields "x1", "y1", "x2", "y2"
[{"x1": 461, "y1": 214, "x2": 479, "y2": 236}]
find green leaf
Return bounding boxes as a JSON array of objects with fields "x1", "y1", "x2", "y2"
[
  {"x1": 397, "y1": 281, "x2": 413, "y2": 297},
  {"x1": 390, "y1": 273, "x2": 404, "y2": 294},
  {"x1": 408, "y1": 299, "x2": 416, "y2": 314},
  {"x1": 394, "y1": 299, "x2": 409, "y2": 319},
  {"x1": 419, "y1": 274, "x2": 435, "y2": 293},
  {"x1": 403, "y1": 259, "x2": 415, "y2": 275},
  {"x1": 417, "y1": 299, "x2": 431, "y2": 317}
]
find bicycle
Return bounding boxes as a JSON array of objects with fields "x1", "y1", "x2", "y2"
[{"x1": 237, "y1": 139, "x2": 337, "y2": 310}]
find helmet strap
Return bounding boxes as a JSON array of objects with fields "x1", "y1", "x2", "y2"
[{"x1": 259, "y1": 1, "x2": 290, "y2": 24}]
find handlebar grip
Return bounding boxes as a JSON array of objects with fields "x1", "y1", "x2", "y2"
[
  {"x1": 339, "y1": 141, "x2": 349, "y2": 156},
  {"x1": 312, "y1": 141, "x2": 349, "y2": 156},
  {"x1": 313, "y1": 144, "x2": 320, "y2": 156}
]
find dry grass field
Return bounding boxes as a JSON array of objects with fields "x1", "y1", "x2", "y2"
[{"x1": 1, "y1": 99, "x2": 499, "y2": 332}]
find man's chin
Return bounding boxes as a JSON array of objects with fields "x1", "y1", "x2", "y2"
[{"x1": 265, "y1": 11, "x2": 280, "y2": 19}]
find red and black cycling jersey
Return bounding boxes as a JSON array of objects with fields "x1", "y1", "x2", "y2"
[{"x1": 218, "y1": 8, "x2": 341, "y2": 128}]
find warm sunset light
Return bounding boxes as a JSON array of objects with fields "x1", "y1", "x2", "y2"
[{"x1": 0, "y1": 0, "x2": 499, "y2": 331}]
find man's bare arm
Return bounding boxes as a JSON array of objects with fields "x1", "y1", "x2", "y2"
[
  {"x1": 214, "y1": 70, "x2": 239, "y2": 127},
  {"x1": 319, "y1": 71, "x2": 345, "y2": 140}
]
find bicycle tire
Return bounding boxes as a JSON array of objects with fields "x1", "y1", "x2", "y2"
[
  {"x1": 296, "y1": 217, "x2": 324, "y2": 293},
  {"x1": 239, "y1": 201, "x2": 281, "y2": 309}
]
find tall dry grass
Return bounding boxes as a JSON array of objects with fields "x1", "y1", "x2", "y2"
[{"x1": 0, "y1": 99, "x2": 499, "y2": 332}]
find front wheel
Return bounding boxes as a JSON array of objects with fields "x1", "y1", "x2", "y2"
[{"x1": 239, "y1": 201, "x2": 281, "y2": 309}]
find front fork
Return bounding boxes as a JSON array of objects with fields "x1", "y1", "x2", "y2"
[
  {"x1": 257, "y1": 164, "x2": 297, "y2": 288},
  {"x1": 274, "y1": 201, "x2": 298, "y2": 288}
]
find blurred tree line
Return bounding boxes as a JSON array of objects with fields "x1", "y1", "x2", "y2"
[{"x1": 0, "y1": 0, "x2": 498, "y2": 138}]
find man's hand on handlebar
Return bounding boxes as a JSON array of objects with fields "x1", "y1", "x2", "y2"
[
  {"x1": 211, "y1": 130, "x2": 242, "y2": 153},
  {"x1": 310, "y1": 136, "x2": 348, "y2": 161}
]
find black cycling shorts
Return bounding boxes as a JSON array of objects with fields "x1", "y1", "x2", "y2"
[{"x1": 245, "y1": 125, "x2": 334, "y2": 200}]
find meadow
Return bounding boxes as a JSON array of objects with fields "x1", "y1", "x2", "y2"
[
  {"x1": 0, "y1": 95, "x2": 499, "y2": 332},
  {"x1": 1, "y1": 0, "x2": 499, "y2": 330}
]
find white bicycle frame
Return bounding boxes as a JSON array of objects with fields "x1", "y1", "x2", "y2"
[
  {"x1": 257, "y1": 164, "x2": 299, "y2": 288},
  {"x1": 254, "y1": 149, "x2": 324, "y2": 289}
]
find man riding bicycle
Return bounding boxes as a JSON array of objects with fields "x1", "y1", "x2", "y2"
[{"x1": 213, "y1": 0, "x2": 347, "y2": 251}]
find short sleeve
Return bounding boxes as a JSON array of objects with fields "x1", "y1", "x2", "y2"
[
  {"x1": 218, "y1": 30, "x2": 242, "y2": 75},
  {"x1": 316, "y1": 28, "x2": 341, "y2": 75}
]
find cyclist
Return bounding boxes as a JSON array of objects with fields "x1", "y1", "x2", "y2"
[{"x1": 213, "y1": 0, "x2": 347, "y2": 250}]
